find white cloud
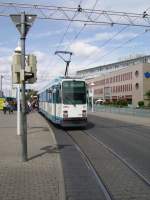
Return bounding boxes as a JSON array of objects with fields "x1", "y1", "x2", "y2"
[
  {"x1": 0, "y1": 47, "x2": 12, "y2": 55},
  {"x1": 32, "y1": 50, "x2": 68, "y2": 90},
  {"x1": 70, "y1": 41, "x2": 103, "y2": 57}
]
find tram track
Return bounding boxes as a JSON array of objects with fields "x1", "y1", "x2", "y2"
[
  {"x1": 82, "y1": 130, "x2": 150, "y2": 187},
  {"x1": 65, "y1": 129, "x2": 150, "y2": 200},
  {"x1": 66, "y1": 130, "x2": 113, "y2": 200}
]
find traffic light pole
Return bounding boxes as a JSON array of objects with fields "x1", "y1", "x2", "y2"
[{"x1": 20, "y1": 12, "x2": 27, "y2": 161}]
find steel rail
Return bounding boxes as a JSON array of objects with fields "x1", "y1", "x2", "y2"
[
  {"x1": 66, "y1": 130, "x2": 113, "y2": 200},
  {"x1": 83, "y1": 130, "x2": 150, "y2": 187}
]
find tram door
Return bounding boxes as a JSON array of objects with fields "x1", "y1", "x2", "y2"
[{"x1": 52, "y1": 89, "x2": 56, "y2": 121}]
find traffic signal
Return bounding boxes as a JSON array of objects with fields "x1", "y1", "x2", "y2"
[
  {"x1": 12, "y1": 51, "x2": 37, "y2": 84},
  {"x1": 26, "y1": 54, "x2": 37, "y2": 84},
  {"x1": 12, "y1": 52, "x2": 21, "y2": 84}
]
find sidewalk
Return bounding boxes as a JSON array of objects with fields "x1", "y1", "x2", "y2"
[
  {"x1": 0, "y1": 111, "x2": 65, "y2": 200},
  {"x1": 88, "y1": 110, "x2": 150, "y2": 127}
]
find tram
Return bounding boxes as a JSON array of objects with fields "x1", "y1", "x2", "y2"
[{"x1": 38, "y1": 76, "x2": 87, "y2": 127}]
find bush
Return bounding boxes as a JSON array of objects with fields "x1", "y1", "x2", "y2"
[
  {"x1": 116, "y1": 99, "x2": 128, "y2": 107},
  {"x1": 138, "y1": 101, "x2": 144, "y2": 107}
]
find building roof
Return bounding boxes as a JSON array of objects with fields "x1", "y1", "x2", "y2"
[{"x1": 76, "y1": 55, "x2": 150, "y2": 78}]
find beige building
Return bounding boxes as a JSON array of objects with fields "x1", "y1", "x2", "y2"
[{"x1": 77, "y1": 56, "x2": 150, "y2": 107}]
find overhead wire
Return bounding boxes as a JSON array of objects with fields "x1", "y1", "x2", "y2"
[
  {"x1": 80, "y1": 25, "x2": 129, "y2": 65},
  {"x1": 80, "y1": 14, "x2": 143, "y2": 67},
  {"x1": 87, "y1": 29, "x2": 148, "y2": 67},
  {"x1": 0, "y1": 2, "x2": 149, "y2": 80},
  {"x1": 64, "y1": 0, "x2": 100, "y2": 51},
  {"x1": 42, "y1": 0, "x2": 84, "y2": 79},
  {"x1": 50, "y1": 0, "x2": 100, "y2": 77}
]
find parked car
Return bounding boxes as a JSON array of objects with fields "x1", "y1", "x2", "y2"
[{"x1": 95, "y1": 99, "x2": 104, "y2": 104}]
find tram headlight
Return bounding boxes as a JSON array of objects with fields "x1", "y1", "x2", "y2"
[
  {"x1": 63, "y1": 110, "x2": 68, "y2": 118},
  {"x1": 82, "y1": 110, "x2": 86, "y2": 117}
]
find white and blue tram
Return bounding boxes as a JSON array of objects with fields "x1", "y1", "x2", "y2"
[{"x1": 38, "y1": 76, "x2": 87, "y2": 127}]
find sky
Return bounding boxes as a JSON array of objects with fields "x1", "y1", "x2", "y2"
[{"x1": 0, "y1": 0, "x2": 150, "y2": 95}]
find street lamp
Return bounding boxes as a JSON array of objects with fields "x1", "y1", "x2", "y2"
[
  {"x1": 90, "y1": 82, "x2": 95, "y2": 112},
  {"x1": 10, "y1": 12, "x2": 37, "y2": 162},
  {"x1": 0, "y1": 75, "x2": 4, "y2": 97}
]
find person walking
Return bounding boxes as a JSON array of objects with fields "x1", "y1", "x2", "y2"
[
  {"x1": 27, "y1": 100, "x2": 32, "y2": 113},
  {"x1": 8, "y1": 102, "x2": 14, "y2": 114},
  {"x1": 3, "y1": 100, "x2": 8, "y2": 114}
]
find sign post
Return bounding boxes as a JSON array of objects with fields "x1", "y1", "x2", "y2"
[{"x1": 10, "y1": 12, "x2": 36, "y2": 161}]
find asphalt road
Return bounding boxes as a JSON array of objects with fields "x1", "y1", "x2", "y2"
[
  {"x1": 87, "y1": 114, "x2": 150, "y2": 182},
  {"x1": 51, "y1": 114, "x2": 150, "y2": 200}
]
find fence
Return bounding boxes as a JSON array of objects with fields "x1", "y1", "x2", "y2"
[{"x1": 89, "y1": 104, "x2": 150, "y2": 118}]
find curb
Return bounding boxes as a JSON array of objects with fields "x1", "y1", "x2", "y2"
[{"x1": 41, "y1": 114, "x2": 66, "y2": 200}]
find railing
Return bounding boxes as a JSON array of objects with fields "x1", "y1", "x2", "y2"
[{"x1": 88, "y1": 104, "x2": 150, "y2": 118}]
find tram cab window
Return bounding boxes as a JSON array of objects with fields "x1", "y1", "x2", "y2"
[{"x1": 62, "y1": 81, "x2": 86, "y2": 105}]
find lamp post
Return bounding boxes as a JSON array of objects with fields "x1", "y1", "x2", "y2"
[
  {"x1": 10, "y1": 12, "x2": 36, "y2": 162},
  {"x1": 0, "y1": 75, "x2": 4, "y2": 97},
  {"x1": 90, "y1": 82, "x2": 95, "y2": 112}
]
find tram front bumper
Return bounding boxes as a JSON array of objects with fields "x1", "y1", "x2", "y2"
[{"x1": 60, "y1": 117, "x2": 87, "y2": 127}]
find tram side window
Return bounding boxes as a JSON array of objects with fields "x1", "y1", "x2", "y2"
[
  {"x1": 56, "y1": 89, "x2": 61, "y2": 103},
  {"x1": 40, "y1": 93, "x2": 43, "y2": 102},
  {"x1": 43, "y1": 92, "x2": 45, "y2": 102},
  {"x1": 49, "y1": 93, "x2": 52, "y2": 103},
  {"x1": 48, "y1": 90, "x2": 52, "y2": 103}
]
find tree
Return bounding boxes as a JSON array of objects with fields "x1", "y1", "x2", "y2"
[{"x1": 145, "y1": 90, "x2": 150, "y2": 106}]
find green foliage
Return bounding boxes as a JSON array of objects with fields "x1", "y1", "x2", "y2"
[
  {"x1": 145, "y1": 90, "x2": 150, "y2": 99},
  {"x1": 26, "y1": 89, "x2": 37, "y2": 101},
  {"x1": 138, "y1": 101, "x2": 144, "y2": 107},
  {"x1": 145, "y1": 90, "x2": 150, "y2": 107},
  {"x1": 116, "y1": 99, "x2": 128, "y2": 107}
]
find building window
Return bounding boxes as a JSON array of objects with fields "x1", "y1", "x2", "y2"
[
  {"x1": 135, "y1": 70, "x2": 139, "y2": 77},
  {"x1": 135, "y1": 83, "x2": 139, "y2": 89},
  {"x1": 131, "y1": 72, "x2": 132, "y2": 79},
  {"x1": 113, "y1": 86, "x2": 115, "y2": 93}
]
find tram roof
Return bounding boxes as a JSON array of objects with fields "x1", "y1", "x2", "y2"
[{"x1": 38, "y1": 76, "x2": 85, "y2": 94}]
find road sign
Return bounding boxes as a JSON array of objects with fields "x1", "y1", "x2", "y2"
[{"x1": 10, "y1": 14, "x2": 36, "y2": 36}]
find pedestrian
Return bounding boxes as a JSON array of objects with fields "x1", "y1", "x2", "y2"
[
  {"x1": 3, "y1": 100, "x2": 8, "y2": 114},
  {"x1": 8, "y1": 102, "x2": 14, "y2": 114},
  {"x1": 27, "y1": 100, "x2": 32, "y2": 113}
]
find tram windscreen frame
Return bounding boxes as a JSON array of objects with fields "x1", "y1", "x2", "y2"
[{"x1": 62, "y1": 80, "x2": 86, "y2": 105}]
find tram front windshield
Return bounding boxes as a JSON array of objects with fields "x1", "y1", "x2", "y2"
[{"x1": 62, "y1": 81, "x2": 86, "y2": 105}]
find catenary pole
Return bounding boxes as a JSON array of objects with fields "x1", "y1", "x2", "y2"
[{"x1": 20, "y1": 12, "x2": 27, "y2": 161}]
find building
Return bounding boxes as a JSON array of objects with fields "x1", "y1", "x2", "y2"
[{"x1": 77, "y1": 55, "x2": 150, "y2": 107}]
